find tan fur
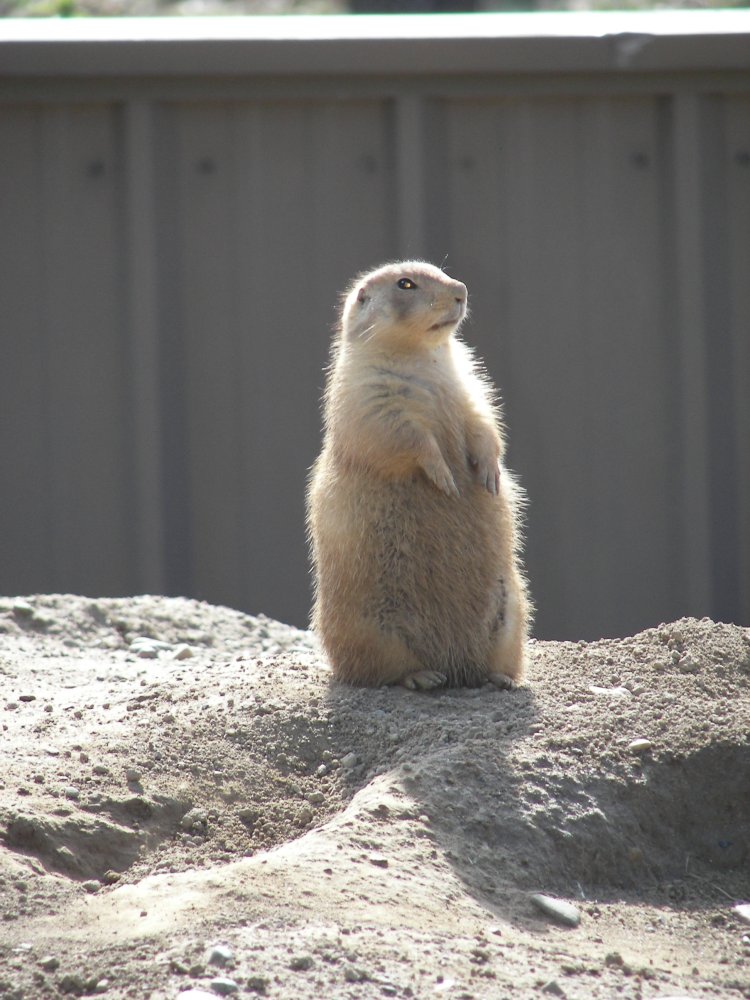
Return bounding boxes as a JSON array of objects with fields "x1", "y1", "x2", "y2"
[{"x1": 307, "y1": 261, "x2": 531, "y2": 690}]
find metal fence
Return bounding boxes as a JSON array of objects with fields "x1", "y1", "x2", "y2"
[{"x1": 1, "y1": 12, "x2": 749, "y2": 639}]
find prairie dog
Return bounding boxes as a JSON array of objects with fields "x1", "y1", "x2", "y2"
[{"x1": 307, "y1": 261, "x2": 530, "y2": 690}]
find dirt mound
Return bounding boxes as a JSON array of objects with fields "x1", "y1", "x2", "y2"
[{"x1": 1, "y1": 595, "x2": 749, "y2": 999}]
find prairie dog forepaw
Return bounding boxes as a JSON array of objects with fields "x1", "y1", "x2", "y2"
[
  {"x1": 469, "y1": 454, "x2": 501, "y2": 495},
  {"x1": 421, "y1": 458, "x2": 459, "y2": 498},
  {"x1": 402, "y1": 669, "x2": 447, "y2": 691}
]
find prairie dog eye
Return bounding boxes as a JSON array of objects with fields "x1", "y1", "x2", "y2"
[{"x1": 397, "y1": 277, "x2": 417, "y2": 290}]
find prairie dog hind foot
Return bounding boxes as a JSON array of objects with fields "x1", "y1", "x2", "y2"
[{"x1": 400, "y1": 669, "x2": 448, "y2": 692}]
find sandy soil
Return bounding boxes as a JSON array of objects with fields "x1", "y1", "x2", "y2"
[{"x1": 1, "y1": 594, "x2": 749, "y2": 1000}]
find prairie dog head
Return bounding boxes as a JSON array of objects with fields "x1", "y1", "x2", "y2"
[{"x1": 341, "y1": 261, "x2": 468, "y2": 349}]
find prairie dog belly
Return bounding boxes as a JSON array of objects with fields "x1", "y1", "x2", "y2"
[{"x1": 314, "y1": 465, "x2": 516, "y2": 684}]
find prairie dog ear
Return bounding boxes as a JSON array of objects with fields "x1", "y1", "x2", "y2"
[{"x1": 357, "y1": 285, "x2": 370, "y2": 305}]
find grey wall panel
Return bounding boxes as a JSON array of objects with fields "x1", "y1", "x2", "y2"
[
  {"x1": 153, "y1": 100, "x2": 396, "y2": 625},
  {"x1": 1, "y1": 105, "x2": 138, "y2": 596},
  {"x1": 725, "y1": 98, "x2": 750, "y2": 628},
  {"x1": 0, "y1": 108, "x2": 52, "y2": 592}
]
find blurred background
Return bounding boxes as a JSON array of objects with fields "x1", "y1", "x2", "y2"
[
  {"x1": 1, "y1": 12, "x2": 748, "y2": 639},
  {"x1": 3, "y1": 1, "x2": 747, "y2": 20}
]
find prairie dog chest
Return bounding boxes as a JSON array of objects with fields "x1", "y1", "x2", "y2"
[{"x1": 354, "y1": 349, "x2": 469, "y2": 446}]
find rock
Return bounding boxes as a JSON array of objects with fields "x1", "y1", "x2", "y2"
[
  {"x1": 245, "y1": 976, "x2": 269, "y2": 995},
  {"x1": 733, "y1": 903, "x2": 750, "y2": 924},
  {"x1": 64, "y1": 787, "x2": 81, "y2": 801},
  {"x1": 341, "y1": 751, "x2": 358, "y2": 768},
  {"x1": 129, "y1": 637, "x2": 172, "y2": 658},
  {"x1": 58, "y1": 973, "x2": 86, "y2": 995},
  {"x1": 82, "y1": 880, "x2": 101, "y2": 894},
  {"x1": 627, "y1": 738, "x2": 653, "y2": 754},
  {"x1": 173, "y1": 644, "x2": 195, "y2": 660},
  {"x1": 289, "y1": 954, "x2": 314, "y2": 971},
  {"x1": 209, "y1": 978, "x2": 239, "y2": 996},
  {"x1": 13, "y1": 600, "x2": 34, "y2": 617},
  {"x1": 207, "y1": 944, "x2": 235, "y2": 968},
  {"x1": 38, "y1": 956, "x2": 60, "y2": 972},
  {"x1": 180, "y1": 807, "x2": 208, "y2": 832},
  {"x1": 541, "y1": 982, "x2": 566, "y2": 996},
  {"x1": 344, "y1": 966, "x2": 370, "y2": 983},
  {"x1": 368, "y1": 854, "x2": 389, "y2": 868},
  {"x1": 238, "y1": 807, "x2": 258, "y2": 827},
  {"x1": 530, "y1": 894, "x2": 581, "y2": 928},
  {"x1": 125, "y1": 767, "x2": 142, "y2": 784},
  {"x1": 56, "y1": 846, "x2": 78, "y2": 870}
]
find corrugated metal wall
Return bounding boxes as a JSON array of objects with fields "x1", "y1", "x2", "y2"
[{"x1": 1, "y1": 17, "x2": 749, "y2": 640}]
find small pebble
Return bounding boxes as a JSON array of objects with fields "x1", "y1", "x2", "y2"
[
  {"x1": 341, "y1": 752, "x2": 358, "y2": 768},
  {"x1": 82, "y1": 880, "x2": 101, "y2": 894},
  {"x1": 733, "y1": 903, "x2": 750, "y2": 924},
  {"x1": 344, "y1": 966, "x2": 369, "y2": 983},
  {"x1": 13, "y1": 600, "x2": 34, "y2": 617},
  {"x1": 57, "y1": 846, "x2": 77, "y2": 867},
  {"x1": 677, "y1": 653, "x2": 698, "y2": 673},
  {"x1": 178, "y1": 991, "x2": 217, "y2": 1000},
  {"x1": 39, "y1": 955, "x2": 60, "y2": 971},
  {"x1": 245, "y1": 975, "x2": 269, "y2": 995},
  {"x1": 64, "y1": 787, "x2": 80, "y2": 801},
  {"x1": 129, "y1": 637, "x2": 172, "y2": 658},
  {"x1": 209, "y1": 978, "x2": 239, "y2": 996},
  {"x1": 627, "y1": 738, "x2": 653, "y2": 754},
  {"x1": 125, "y1": 768, "x2": 142, "y2": 783},
  {"x1": 368, "y1": 854, "x2": 389, "y2": 868},
  {"x1": 589, "y1": 685, "x2": 631, "y2": 699},
  {"x1": 530, "y1": 893, "x2": 581, "y2": 927},
  {"x1": 208, "y1": 944, "x2": 235, "y2": 968},
  {"x1": 173, "y1": 644, "x2": 195, "y2": 660}
]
